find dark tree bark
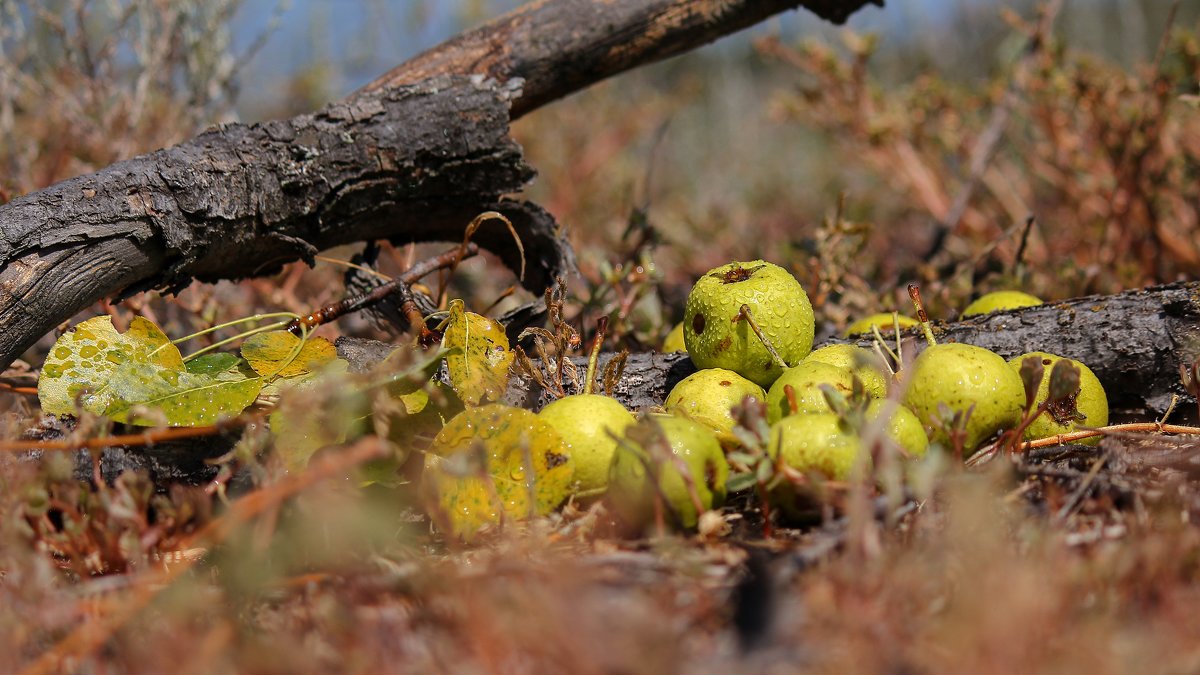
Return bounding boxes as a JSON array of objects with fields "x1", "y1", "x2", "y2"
[
  {"x1": 0, "y1": 0, "x2": 879, "y2": 372},
  {"x1": 0, "y1": 78, "x2": 566, "y2": 369},
  {"x1": 361, "y1": 0, "x2": 884, "y2": 118}
]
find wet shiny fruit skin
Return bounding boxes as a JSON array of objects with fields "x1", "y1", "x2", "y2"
[
  {"x1": 804, "y1": 344, "x2": 889, "y2": 399},
  {"x1": 539, "y1": 394, "x2": 636, "y2": 497},
  {"x1": 422, "y1": 404, "x2": 574, "y2": 540},
  {"x1": 683, "y1": 260, "x2": 814, "y2": 388},
  {"x1": 664, "y1": 367, "x2": 766, "y2": 440},
  {"x1": 607, "y1": 415, "x2": 730, "y2": 531},
  {"x1": 767, "y1": 413, "x2": 861, "y2": 481},
  {"x1": 1007, "y1": 351, "x2": 1108, "y2": 444},
  {"x1": 765, "y1": 360, "x2": 860, "y2": 423},
  {"x1": 962, "y1": 291, "x2": 1043, "y2": 317},
  {"x1": 864, "y1": 399, "x2": 929, "y2": 458},
  {"x1": 901, "y1": 343, "x2": 1025, "y2": 453}
]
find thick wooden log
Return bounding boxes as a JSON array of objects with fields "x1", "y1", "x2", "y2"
[
  {"x1": 0, "y1": 0, "x2": 879, "y2": 372},
  {"x1": 0, "y1": 77, "x2": 570, "y2": 370}
]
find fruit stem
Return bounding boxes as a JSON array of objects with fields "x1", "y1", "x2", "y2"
[
  {"x1": 583, "y1": 316, "x2": 608, "y2": 396},
  {"x1": 738, "y1": 304, "x2": 789, "y2": 369},
  {"x1": 906, "y1": 283, "x2": 938, "y2": 347}
]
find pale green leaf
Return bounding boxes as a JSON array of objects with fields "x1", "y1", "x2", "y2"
[
  {"x1": 102, "y1": 361, "x2": 261, "y2": 426},
  {"x1": 38, "y1": 315, "x2": 184, "y2": 416}
]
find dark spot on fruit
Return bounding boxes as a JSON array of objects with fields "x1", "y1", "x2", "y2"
[
  {"x1": 716, "y1": 337, "x2": 732, "y2": 353},
  {"x1": 1047, "y1": 389, "x2": 1085, "y2": 425},
  {"x1": 545, "y1": 451, "x2": 569, "y2": 470},
  {"x1": 715, "y1": 263, "x2": 765, "y2": 284},
  {"x1": 720, "y1": 380, "x2": 732, "y2": 387},
  {"x1": 693, "y1": 313, "x2": 706, "y2": 335},
  {"x1": 705, "y1": 459, "x2": 718, "y2": 490},
  {"x1": 1042, "y1": 358, "x2": 1052, "y2": 366}
]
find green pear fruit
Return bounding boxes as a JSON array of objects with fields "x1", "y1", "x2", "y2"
[
  {"x1": 864, "y1": 399, "x2": 929, "y2": 458},
  {"x1": 805, "y1": 344, "x2": 889, "y2": 398},
  {"x1": 539, "y1": 394, "x2": 637, "y2": 497},
  {"x1": 662, "y1": 322, "x2": 687, "y2": 353},
  {"x1": 844, "y1": 313, "x2": 918, "y2": 337},
  {"x1": 683, "y1": 260, "x2": 814, "y2": 388},
  {"x1": 607, "y1": 415, "x2": 730, "y2": 531},
  {"x1": 765, "y1": 361, "x2": 859, "y2": 423},
  {"x1": 901, "y1": 343, "x2": 1025, "y2": 453},
  {"x1": 1007, "y1": 351, "x2": 1108, "y2": 444},
  {"x1": 767, "y1": 413, "x2": 862, "y2": 481},
  {"x1": 962, "y1": 291, "x2": 1043, "y2": 317},
  {"x1": 422, "y1": 404, "x2": 573, "y2": 539},
  {"x1": 664, "y1": 368, "x2": 766, "y2": 440}
]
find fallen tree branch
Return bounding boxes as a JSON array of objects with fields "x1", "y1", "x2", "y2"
[
  {"x1": 0, "y1": 0, "x2": 879, "y2": 371},
  {"x1": 361, "y1": 0, "x2": 884, "y2": 118}
]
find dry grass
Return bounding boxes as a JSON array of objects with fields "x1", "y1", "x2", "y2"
[{"x1": 2, "y1": 1, "x2": 1200, "y2": 672}]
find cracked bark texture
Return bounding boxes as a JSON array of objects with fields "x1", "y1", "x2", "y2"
[
  {"x1": 0, "y1": 0, "x2": 879, "y2": 372},
  {"x1": 0, "y1": 77, "x2": 570, "y2": 369},
  {"x1": 362, "y1": 0, "x2": 883, "y2": 118}
]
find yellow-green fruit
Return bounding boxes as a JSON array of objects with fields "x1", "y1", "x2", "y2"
[
  {"x1": 962, "y1": 291, "x2": 1043, "y2": 317},
  {"x1": 767, "y1": 413, "x2": 862, "y2": 481},
  {"x1": 864, "y1": 399, "x2": 929, "y2": 458},
  {"x1": 683, "y1": 260, "x2": 814, "y2": 388},
  {"x1": 662, "y1": 322, "x2": 687, "y2": 353},
  {"x1": 805, "y1": 344, "x2": 889, "y2": 398},
  {"x1": 765, "y1": 361, "x2": 859, "y2": 423},
  {"x1": 844, "y1": 313, "x2": 918, "y2": 337},
  {"x1": 902, "y1": 343, "x2": 1025, "y2": 453},
  {"x1": 664, "y1": 368, "x2": 766, "y2": 440},
  {"x1": 607, "y1": 415, "x2": 730, "y2": 530},
  {"x1": 539, "y1": 394, "x2": 636, "y2": 497},
  {"x1": 422, "y1": 404, "x2": 573, "y2": 539},
  {"x1": 1007, "y1": 351, "x2": 1108, "y2": 445}
]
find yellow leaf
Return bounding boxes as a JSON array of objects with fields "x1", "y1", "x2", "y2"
[
  {"x1": 442, "y1": 299, "x2": 514, "y2": 406},
  {"x1": 241, "y1": 331, "x2": 337, "y2": 378}
]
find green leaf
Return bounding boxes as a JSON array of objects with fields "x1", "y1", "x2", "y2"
[
  {"x1": 726, "y1": 471, "x2": 759, "y2": 493},
  {"x1": 102, "y1": 361, "x2": 262, "y2": 426},
  {"x1": 184, "y1": 352, "x2": 241, "y2": 375},
  {"x1": 442, "y1": 299, "x2": 514, "y2": 406},
  {"x1": 241, "y1": 331, "x2": 336, "y2": 378},
  {"x1": 38, "y1": 316, "x2": 184, "y2": 416}
]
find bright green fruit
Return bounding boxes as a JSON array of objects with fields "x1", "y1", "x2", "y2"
[
  {"x1": 539, "y1": 394, "x2": 636, "y2": 497},
  {"x1": 683, "y1": 260, "x2": 814, "y2": 388},
  {"x1": 962, "y1": 291, "x2": 1043, "y2": 317},
  {"x1": 844, "y1": 313, "x2": 917, "y2": 337},
  {"x1": 1007, "y1": 351, "x2": 1108, "y2": 444},
  {"x1": 765, "y1": 361, "x2": 860, "y2": 424},
  {"x1": 662, "y1": 323, "x2": 687, "y2": 353},
  {"x1": 607, "y1": 415, "x2": 730, "y2": 530},
  {"x1": 864, "y1": 399, "x2": 929, "y2": 458},
  {"x1": 902, "y1": 343, "x2": 1025, "y2": 453},
  {"x1": 767, "y1": 413, "x2": 862, "y2": 481},
  {"x1": 664, "y1": 368, "x2": 765, "y2": 440},
  {"x1": 422, "y1": 404, "x2": 573, "y2": 539},
  {"x1": 805, "y1": 344, "x2": 889, "y2": 399}
]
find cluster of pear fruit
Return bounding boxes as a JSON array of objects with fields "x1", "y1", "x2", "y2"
[{"x1": 424, "y1": 260, "x2": 1108, "y2": 539}]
